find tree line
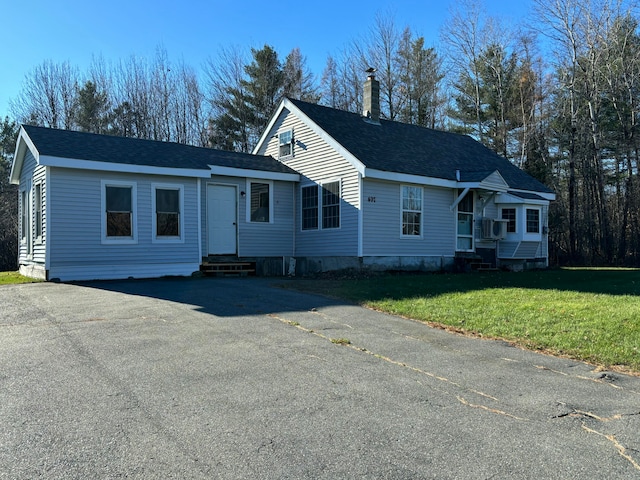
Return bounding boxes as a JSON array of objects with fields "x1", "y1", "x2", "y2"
[{"x1": 2, "y1": 0, "x2": 640, "y2": 270}]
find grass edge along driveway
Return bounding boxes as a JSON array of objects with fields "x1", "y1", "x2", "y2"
[{"x1": 286, "y1": 267, "x2": 640, "y2": 375}]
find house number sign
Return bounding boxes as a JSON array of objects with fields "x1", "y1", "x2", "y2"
[{"x1": 367, "y1": 196, "x2": 376, "y2": 203}]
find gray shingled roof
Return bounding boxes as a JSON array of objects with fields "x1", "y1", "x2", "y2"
[
  {"x1": 288, "y1": 98, "x2": 553, "y2": 194},
  {"x1": 22, "y1": 124, "x2": 298, "y2": 175}
]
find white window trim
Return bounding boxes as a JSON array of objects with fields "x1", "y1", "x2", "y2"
[
  {"x1": 246, "y1": 179, "x2": 274, "y2": 224},
  {"x1": 300, "y1": 183, "x2": 319, "y2": 231},
  {"x1": 151, "y1": 183, "x2": 185, "y2": 244},
  {"x1": 20, "y1": 180, "x2": 32, "y2": 254},
  {"x1": 523, "y1": 206, "x2": 542, "y2": 241},
  {"x1": 278, "y1": 128, "x2": 294, "y2": 159},
  {"x1": 101, "y1": 180, "x2": 138, "y2": 245},
  {"x1": 400, "y1": 184, "x2": 423, "y2": 239},
  {"x1": 320, "y1": 179, "x2": 341, "y2": 230},
  {"x1": 500, "y1": 206, "x2": 517, "y2": 236},
  {"x1": 455, "y1": 190, "x2": 474, "y2": 252},
  {"x1": 34, "y1": 182, "x2": 43, "y2": 244},
  {"x1": 299, "y1": 179, "x2": 342, "y2": 232}
]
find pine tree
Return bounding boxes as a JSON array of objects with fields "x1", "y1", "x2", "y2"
[{"x1": 75, "y1": 81, "x2": 111, "y2": 134}]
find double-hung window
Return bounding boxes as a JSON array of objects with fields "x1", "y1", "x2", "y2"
[
  {"x1": 501, "y1": 207, "x2": 516, "y2": 233},
  {"x1": 322, "y1": 181, "x2": 340, "y2": 229},
  {"x1": 526, "y1": 208, "x2": 540, "y2": 234},
  {"x1": 153, "y1": 184, "x2": 183, "y2": 241},
  {"x1": 300, "y1": 180, "x2": 340, "y2": 231},
  {"x1": 102, "y1": 181, "x2": 137, "y2": 243},
  {"x1": 249, "y1": 181, "x2": 272, "y2": 223},
  {"x1": 401, "y1": 185, "x2": 422, "y2": 236},
  {"x1": 20, "y1": 188, "x2": 30, "y2": 248},
  {"x1": 34, "y1": 183, "x2": 43, "y2": 241},
  {"x1": 301, "y1": 185, "x2": 319, "y2": 230},
  {"x1": 279, "y1": 129, "x2": 293, "y2": 158}
]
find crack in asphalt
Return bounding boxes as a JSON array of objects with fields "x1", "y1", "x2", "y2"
[
  {"x1": 267, "y1": 312, "x2": 522, "y2": 420},
  {"x1": 581, "y1": 423, "x2": 640, "y2": 471},
  {"x1": 534, "y1": 365, "x2": 627, "y2": 390},
  {"x1": 269, "y1": 309, "x2": 640, "y2": 471},
  {"x1": 456, "y1": 396, "x2": 528, "y2": 421}
]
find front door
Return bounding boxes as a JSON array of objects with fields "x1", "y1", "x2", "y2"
[
  {"x1": 456, "y1": 190, "x2": 474, "y2": 252},
  {"x1": 207, "y1": 184, "x2": 237, "y2": 255}
]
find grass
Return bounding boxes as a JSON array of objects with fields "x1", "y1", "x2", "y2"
[
  {"x1": 290, "y1": 268, "x2": 640, "y2": 373},
  {"x1": 0, "y1": 271, "x2": 42, "y2": 285}
]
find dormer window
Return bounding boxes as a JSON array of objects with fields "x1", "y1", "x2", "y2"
[{"x1": 279, "y1": 129, "x2": 293, "y2": 158}]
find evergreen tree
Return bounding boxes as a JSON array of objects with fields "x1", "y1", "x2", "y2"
[
  {"x1": 75, "y1": 80, "x2": 111, "y2": 134},
  {"x1": 0, "y1": 117, "x2": 18, "y2": 271},
  {"x1": 283, "y1": 48, "x2": 320, "y2": 102},
  {"x1": 396, "y1": 31, "x2": 445, "y2": 128},
  {"x1": 242, "y1": 45, "x2": 284, "y2": 141}
]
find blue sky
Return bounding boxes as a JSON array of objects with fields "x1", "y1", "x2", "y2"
[{"x1": 0, "y1": 0, "x2": 533, "y2": 121}]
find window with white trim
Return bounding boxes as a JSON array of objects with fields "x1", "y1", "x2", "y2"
[
  {"x1": 279, "y1": 129, "x2": 293, "y2": 158},
  {"x1": 322, "y1": 181, "x2": 340, "y2": 229},
  {"x1": 20, "y1": 189, "x2": 29, "y2": 244},
  {"x1": 501, "y1": 207, "x2": 516, "y2": 233},
  {"x1": 153, "y1": 184, "x2": 183, "y2": 241},
  {"x1": 401, "y1": 185, "x2": 422, "y2": 236},
  {"x1": 102, "y1": 181, "x2": 137, "y2": 243},
  {"x1": 249, "y1": 181, "x2": 271, "y2": 223},
  {"x1": 34, "y1": 183, "x2": 43, "y2": 240},
  {"x1": 526, "y1": 208, "x2": 540, "y2": 233},
  {"x1": 301, "y1": 185, "x2": 318, "y2": 230}
]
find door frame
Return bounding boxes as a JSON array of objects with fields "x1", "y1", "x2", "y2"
[
  {"x1": 206, "y1": 182, "x2": 238, "y2": 255},
  {"x1": 455, "y1": 189, "x2": 475, "y2": 253}
]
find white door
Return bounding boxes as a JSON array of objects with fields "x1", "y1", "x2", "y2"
[{"x1": 207, "y1": 184, "x2": 237, "y2": 255}]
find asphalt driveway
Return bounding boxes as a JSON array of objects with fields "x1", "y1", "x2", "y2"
[{"x1": 1, "y1": 276, "x2": 639, "y2": 479}]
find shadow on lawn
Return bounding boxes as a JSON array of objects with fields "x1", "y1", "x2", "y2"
[
  {"x1": 289, "y1": 268, "x2": 640, "y2": 301},
  {"x1": 73, "y1": 268, "x2": 640, "y2": 318}
]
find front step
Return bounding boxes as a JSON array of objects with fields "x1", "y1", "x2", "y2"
[{"x1": 200, "y1": 260, "x2": 256, "y2": 277}]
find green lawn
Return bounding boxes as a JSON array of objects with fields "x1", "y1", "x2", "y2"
[
  {"x1": 0, "y1": 271, "x2": 42, "y2": 285},
  {"x1": 289, "y1": 268, "x2": 640, "y2": 373}
]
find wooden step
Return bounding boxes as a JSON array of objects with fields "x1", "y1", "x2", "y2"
[{"x1": 200, "y1": 261, "x2": 256, "y2": 277}]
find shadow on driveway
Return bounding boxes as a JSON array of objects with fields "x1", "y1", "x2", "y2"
[{"x1": 74, "y1": 275, "x2": 340, "y2": 318}]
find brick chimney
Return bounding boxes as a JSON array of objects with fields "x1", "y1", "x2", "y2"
[{"x1": 363, "y1": 68, "x2": 380, "y2": 124}]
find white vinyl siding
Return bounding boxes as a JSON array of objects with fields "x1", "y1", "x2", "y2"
[
  {"x1": 16, "y1": 151, "x2": 47, "y2": 271},
  {"x1": 258, "y1": 112, "x2": 359, "y2": 256},
  {"x1": 362, "y1": 179, "x2": 454, "y2": 256}
]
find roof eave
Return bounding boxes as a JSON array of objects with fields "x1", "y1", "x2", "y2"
[
  {"x1": 209, "y1": 165, "x2": 300, "y2": 182},
  {"x1": 261, "y1": 99, "x2": 366, "y2": 176},
  {"x1": 39, "y1": 155, "x2": 212, "y2": 178},
  {"x1": 365, "y1": 168, "x2": 555, "y2": 199},
  {"x1": 10, "y1": 126, "x2": 38, "y2": 184}
]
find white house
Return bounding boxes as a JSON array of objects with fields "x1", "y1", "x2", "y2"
[
  {"x1": 253, "y1": 74, "x2": 555, "y2": 274},
  {"x1": 11, "y1": 74, "x2": 555, "y2": 281},
  {"x1": 10, "y1": 126, "x2": 299, "y2": 281}
]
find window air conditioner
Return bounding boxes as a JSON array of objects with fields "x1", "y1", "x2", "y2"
[{"x1": 481, "y1": 218, "x2": 508, "y2": 240}]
